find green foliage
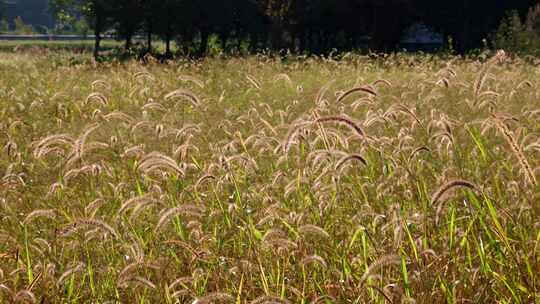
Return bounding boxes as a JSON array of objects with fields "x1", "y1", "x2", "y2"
[
  {"x1": 54, "y1": 9, "x2": 75, "y2": 33},
  {"x1": 0, "y1": 39, "x2": 119, "y2": 53},
  {"x1": 40, "y1": 0, "x2": 540, "y2": 59},
  {"x1": 206, "y1": 34, "x2": 224, "y2": 56},
  {"x1": 0, "y1": 0, "x2": 4, "y2": 20},
  {"x1": 14, "y1": 16, "x2": 34, "y2": 34},
  {"x1": 441, "y1": 36, "x2": 455, "y2": 55},
  {"x1": 491, "y1": 10, "x2": 528, "y2": 53},
  {"x1": 491, "y1": 6, "x2": 540, "y2": 56},
  {"x1": 526, "y1": 4, "x2": 540, "y2": 33},
  {"x1": 0, "y1": 18, "x2": 8, "y2": 33},
  {"x1": 4, "y1": 0, "x2": 53, "y2": 29},
  {"x1": 73, "y1": 17, "x2": 89, "y2": 37}
]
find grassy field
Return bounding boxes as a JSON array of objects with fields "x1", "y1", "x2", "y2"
[
  {"x1": 0, "y1": 50, "x2": 539, "y2": 303},
  {"x1": 0, "y1": 40, "x2": 123, "y2": 54}
]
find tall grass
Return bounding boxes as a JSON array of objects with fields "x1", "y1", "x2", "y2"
[{"x1": 0, "y1": 50, "x2": 539, "y2": 303}]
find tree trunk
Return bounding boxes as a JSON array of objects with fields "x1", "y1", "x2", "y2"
[
  {"x1": 289, "y1": 32, "x2": 297, "y2": 53},
  {"x1": 198, "y1": 30, "x2": 209, "y2": 57},
  {"x1": 369, "y1": 3, "x2": 404, "y2": 52},
  {"x1": 219, "y1": 31, "x2": 229, "y2": 53},
  {"x1": 248, "y1": 32, "x2": 257, "y2": 53},
  {"x1": 369, "y1": 3, "x2": 379, "y2": 51},
  {"x1": 146, "y1": 18, "x2": 152, "y2": 53},
  {"x1": 269, "y1": 19, "x2": 284, "y2": 50},
  {"x1": 165, "y1": 33, "x2": 171, "y2": 58},
  {"x1": 460, "y1": 0, "x2": 471, "y2": 52},
  {"x1": 125, "y1": 32, "x2": 132, "y2": 50},
  {"x1": 306, "y1": 29, "x2": 313, "y2": 53},
  {"x1": 93, "y1": 15, "x2": 101, "y2": 61},
  {"x1": 299, "y1": 30, "x2": 307, "y2": 54},
  {"x1": 236, "y1": 36, "x2": 242, "y2": 54}
]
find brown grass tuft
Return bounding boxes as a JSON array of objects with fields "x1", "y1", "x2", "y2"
[
  {"x1": 337, "y1": 86, "x2": 377, "y2": 102},
  {"x1": 315, "y1": 116, "x2": 365, "y2": 137},
  {"x1": 335, "y1": 154, "x2": 367, "y2": 171},
  {"x1": 59, "y1": 218, "x2": 118, "y2": 239},
  {"x1": 194, "y1": 292, "x2": 234, "y2": 303},
  {"x1": 492, "y1": 116, "x2": 537, "y2": 186},
  {"x1": 358, "y1": 254, "x2": 401, "y2": 286},
  {"x1": 298, "y1": 224, "x2": 330, "y2": 239},
  {"x1": 164, "y1": 89, "x2": 201, "y2": 106},
  {"x1": 430, "y1": 179, "x2": 477, "y2": 205}
]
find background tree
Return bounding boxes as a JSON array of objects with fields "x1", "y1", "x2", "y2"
[
  {"x1": 491, "y1": 3, "x2": 540, "y2": 55},
  {"x1": 110, "y1": 0, "x2": 143, "y2": 50},
  {"x1": 51, "y1": 0, "x2": 113, "y2": 59},
  {"x1": 419, "y1": 0, "x2": 536, "y2": 52},
  {"x1": 525, "y1": 2, "x2": 540, "y2": 34},
  {"x1": 0, "y1": 0, "x2": 5, "y2": 20},
  {"x1": 14, "y1": 16, "x2": 34, "y2": 34},
  {"x1": 153, "y1": 0, "x2": 182, "y2": 57},
  {"x1": 35, "y1": 0, "x2": 540, "y2": 58},
  {"x1": 234, "y1": 0, "x2": 269, "y2": 52},
  {"x1": 83, "y1": 0, "x2": 112, "y2": 59},
  {"x1": 190, "y1": 0, "x2": 237, "y2": 56},
  {"x1": 368, "y1": 0, "x2": 418, "y2": 51},
  {"x1": 4, "y1": 0, "x2": 53, "y2": 31}
]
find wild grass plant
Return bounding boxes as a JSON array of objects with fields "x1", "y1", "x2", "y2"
[{"x1": 0, "y1": 50, "x2": 539, "y2": 303}]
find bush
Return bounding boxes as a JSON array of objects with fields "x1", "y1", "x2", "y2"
[
  {"x1": 0, "y1": 18, "x2": 9, "y2": 33},
  {"x1": 14, "y1": 16, "x2": 34, "y2": 35},
  {"x1": 525, "y1": 3, "x2": 540, "y2": 37},
  {"x1": 491, "y1": 5, "x2": 540, "y2": 55},
  {"x1": 73, "y1": 18, "x2": 90, "y2": 37}
]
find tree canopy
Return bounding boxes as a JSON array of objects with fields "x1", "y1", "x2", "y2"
[
  {"x1": 3, "y1": 0, "x2": 53, "y2": 29},
  {"x1": 6, "y1": 0, "x2": 539, "y2": 58}
]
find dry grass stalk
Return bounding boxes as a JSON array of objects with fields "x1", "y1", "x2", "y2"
[
  {"x1": 335, "y1": 154, "x2": 367, "y2": 170},
  {"x1": 436, "y1": 77, "x2": 450, "y2": 88},
  {"x1": 298, "y1": 224, "x2": 330, "y2": 239},
  {"x1": 23, "y1": 209, "x2": 56, "y2": 225},
  {"x1": 473, "y1": 50, "x2": 505, "y2": 104},
  {"x1": 283, "y1": 121, "x2": 311, "y2": 153},
  {"x1": 119, "y1": 193, "x2": 156, "y2": 214},
  {"x1": 57, "y1": 262, "x2": 85, "y2": 286},
  {"x1": 337, "y1": 86, "x2": 377, "y2": 102},
  {"x1": 155, "y1": 205, "x2": 205, "y2": 231},
  {"x1": 358, "y1": 255, "x2": 401, "y2": 287},
  {"x1": 130, "y1": 276, "x2": 157, "y2": 289},
  {"x1": 491, "y1": 117, "x2": 537, "y2": 185},
  {"x1": 408, "y1": 146, "x2": 430, "y2": 163},
  {"x1": 301, "y1": 254, "x2": 328, "y2": 269},
  {"x1": 373, "y1": 79, "x2": 392, "y2": 87},
  {"x1": 430, "y1": 179, "x2": 477, "y2": 205},
  {"x1": 194, "y1": 174, "x2": 216, "y2": 191},
  {"x1": 246, "y1": 74, "x2": 262, "y2": 89},
  {"x1": 250, "y1": 295, "x2": 291, "y2": 304},
  {"x1": 315, "y1": 80, "x2": 335, "y2": 105},
  {"x1": 85, "y1": 92, "x2": 108, "y2": 105},
  {"x1": 315, "y1": 116, "x2": 365, "y2": 137},
  {"x1": 193, "y1": 292, "x2": 234, "y2": 303},
  {"x1": 137, "y1": 152, "x2": 185, "y2": 176},
  {"x1": 66, "y1": 123, "x2": 101, "y2": 167},
  {"x1": 103, "y1": 111, "x2": 135, "y2": 124},
  {"x1": 33, "y1": 134, "x2": 74, "y2": 159},
  {"x1": 13, "y1": 290, "x2": 37, "y2": 303},
  {"x1": 274, "y1": 73, "x2": 293, "y2": 86},
  {"x1": 178, "y1": 74, "x2": 205, "y2": 88},
  {"x1": 59, "y1": 218, "x2": 118, "y2": 239},
  {"x1": 164, "y1": 89, "x2": 201, "y2": 106}
]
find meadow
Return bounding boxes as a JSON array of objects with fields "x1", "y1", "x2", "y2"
[
  {"x1": 0, "y1": 40, "x2": 121, "y2": 54},
  {"x1": 0, "y1": 49, "x2": 539, "y2": 303}
]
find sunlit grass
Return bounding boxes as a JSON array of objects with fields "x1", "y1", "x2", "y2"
[{"x1": 0, "y1": 50, "x2": 539, "y2": 303}]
